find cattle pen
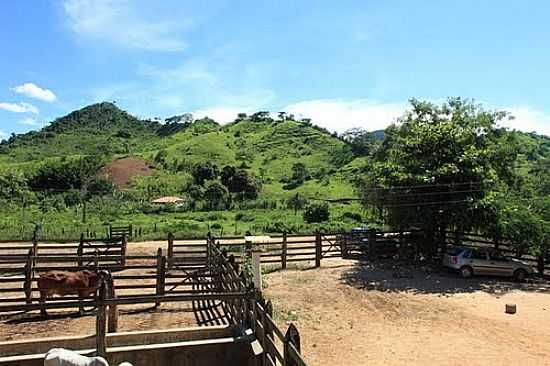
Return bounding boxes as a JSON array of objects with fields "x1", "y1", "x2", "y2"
[
  {"x1": 0, "y1": 229, "x2": 548, "y2": 365},
  {"x1": 0, "y1": 236, "x2": 307, "y2": 366}
]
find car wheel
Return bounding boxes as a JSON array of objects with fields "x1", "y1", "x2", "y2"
[
  {"x1": 514, "y1": 269, "x2": 527, "y2": 282},
  {"x1": 460, "y1": 266, "x2": 473, "y2": 278}
]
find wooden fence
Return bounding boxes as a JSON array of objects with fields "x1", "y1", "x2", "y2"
[
  {"x1": 0, "y1": 250, "x2": 213, "y2": 313},
  {"x1": 338, "y1": 230, "x2": 407, "y2": 260},
  {"x1": 443, "y1": 230, "x2": 550, "y2": 275},
  {"x1": 207, "y1": 241, "x2": 307, "y2": 366},
  {"x1": 0, "y1": 237, "x2": 309, "y2": 365},
  {"x1": 168, "y1": 232, "x2": 342, "y2": 270}
]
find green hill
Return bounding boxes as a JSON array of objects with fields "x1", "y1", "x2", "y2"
[
  {"x1": 0, "y1": 103, "x2": 368, "y2": 240},
  {"x1": 0, "y1": 102, "x2": 164, "y2": 163},
  {"x1": 0, "y1": 102, "x2": 547, "y2": 241}
]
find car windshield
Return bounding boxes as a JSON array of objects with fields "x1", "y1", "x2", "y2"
[{"x1": 446, "y1": 247, "x2": 464, "y2": 256}]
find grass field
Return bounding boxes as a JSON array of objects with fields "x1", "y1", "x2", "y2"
[{"x1": 0, "y1": 202, "x2": 368, "y2": 241}]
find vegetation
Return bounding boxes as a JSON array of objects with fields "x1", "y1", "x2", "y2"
[
  {"x1": 359, "y1": 98, "x2": 549, "y2": 257},
  {"x1": 303, "y1": 202, "x2": 330, "y2": 223},
  {"x1": 0, "y1": 99, "x2": 547, "y2": 254},
  {"x1": 0, "y1": 102, "x2": 365, "y2": 240}
]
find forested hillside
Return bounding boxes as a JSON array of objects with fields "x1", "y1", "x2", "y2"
[
  {"x1": 0, "y1": 101, "x2": 548, "y2": 242},
  {"x1": 0, "y1": 103, "x2": 371, "y2": 239}
]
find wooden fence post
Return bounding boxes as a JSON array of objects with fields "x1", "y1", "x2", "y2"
[
  {"x1": 107, "y1": 275, "x2": 118, "y2": 333},
  {"x1": 340, "y1": 234, "x2": 349, "y2": 259},
  {"x1": 454, "y1": 231, "x2": 461, "y2": 246},
  {"x1": 284, "y1": 323, "x2": 301, "y2": 366},
  {"x1": 281, "y1": 232, "x2": 287, "y2": 270},
  {"x1": 24, "y1": 249, "x2": 33, "y2": 304},
  {"x1": 167, "y1": 232, "x2": 174, "y2": 269},
  {"x1": 96, "y1": 283, "x2": 107, "y2": 358},
  {"x1": 259, "y1": 301, "x2": 267, "y2": 366},
  {"x1": 398, "y1": 230, "x2": 405, "y2": 259},
  {"x1": 78, "y1": 234, "x2": 84, "y2": 268},
  {"x1": 155, "y1": 248, "x2": 165, "y2": 307},
  {"x1": 120, "y1": 235, "x2": 127, "y2": 267},
  {"x1": 368, "y1": 230, "x2": 377, "y2": 260},
  {"x1": 315, "y1": 232, "x2": 322, "y2": 268},
  {"x1": 32, "y1": 236, "x2": 38, "y2": 259},
  {"x1": 538, "y1": 244, "x2": 547, "y2": 276},
  {"x1": 206, "y1": 237, "x2": 211, "y2": 269},
  {"x1": 94, "y1": 251, "x2": 99, "y2": 270},
  {"x1": 265, "y1": 300, "x2": 274, "y2": 340}
]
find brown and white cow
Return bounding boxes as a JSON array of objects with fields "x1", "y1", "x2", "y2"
[{"x1": 38, "y1": 270, "x2": 110, "y2": 317}]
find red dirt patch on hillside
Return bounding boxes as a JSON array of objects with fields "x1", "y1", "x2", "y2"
[{"x1": 99, "y1": 157, "x2": 153, "y2": 188}]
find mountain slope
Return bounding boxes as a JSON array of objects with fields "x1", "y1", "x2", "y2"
[
  {"x1": 0, "y1": 103, "x2": 358, "y2": 201},
  {"x1": 0, "y1": 103, "x2": 165, "y2": 163}
]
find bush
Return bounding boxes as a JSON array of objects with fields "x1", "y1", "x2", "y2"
[
  {"x1": 342, "y1": 211, "x2": 362, "y2": 222},
  {"x1": 264, "y1": 221, "x2": 298, "y2": 233},
  {"x1": 205, "y1": 212, "x2": 223, "y2": 221},
  {"x1": 235, "y1": 212, "x2": 255, "y2": 222},
  {"x1": 303, "y1": 202, "x2": 330, "y2": 223}
]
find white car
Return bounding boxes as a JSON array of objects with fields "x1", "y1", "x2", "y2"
[{"x1": 443, "y1": 247, "x2": 534, "y2": 281}]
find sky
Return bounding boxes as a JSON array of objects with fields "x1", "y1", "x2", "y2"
[{"x1": 0, "y1": 0, "x2": 549, "y2": 139}]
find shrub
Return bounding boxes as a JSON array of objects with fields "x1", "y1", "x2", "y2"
[
  {"x1": 303, "y1": 202, "x2": 330, "y2": 223},
  {"x1": 235, "y1": 212, "x2": 255, "y2": 222},
  {"x1": 205, "y1": 212, "x2": 223, "y2": 221},
  {"x1": 342, "y1": 211, "x2": 362, "y2": 222}
]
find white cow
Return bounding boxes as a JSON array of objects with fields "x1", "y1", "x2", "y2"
[
  {"x1": 44, "y1": 349, "x2": 133, "y2": 366},
  {"x1": 44, "y1": 349, "x2": 108, "y2": 366}
]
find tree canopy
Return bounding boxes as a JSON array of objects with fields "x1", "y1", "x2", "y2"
[{"x1": 359, "y1": 98, "x2": 519, "y2": 234}]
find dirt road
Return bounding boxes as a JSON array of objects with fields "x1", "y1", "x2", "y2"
[{"x1": 264, "y1": 259, "x2": 550, "y2": 366}]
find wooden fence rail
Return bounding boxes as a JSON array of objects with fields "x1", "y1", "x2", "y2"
[{"x1": 167, "y1": 232, "x2": 341, "y2": 271}]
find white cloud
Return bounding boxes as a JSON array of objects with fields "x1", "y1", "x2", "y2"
[
  {"x1": 501, "y1": 107, "x2": 550, "y2": 136},
  {"x1": 19, "y1": 117, "x2": 39, "y2": 126},
  {"x1": 0, "y1": 102, "x2": 39, "y2": 114},
  {"x1": 0, "y1": 130, "x2": 6, "y2": 140},
  {"x1": 63, "y1": 0, "x2": 190, "y2": 51},
  {"x1": 192, "y1": 106, "x2": 256, "y2": 123},
  {"x1": 282, "y1": 98, "x2": 550, "y2": 136},
  {"x1": 283, "y1": 99, "x2": 406, "y2": 133},
  {"x1": 12, "y1": 83, "x2": 57, "y2": 102}
]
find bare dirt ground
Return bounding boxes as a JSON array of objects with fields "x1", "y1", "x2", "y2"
[
  {"x1": 99, "y1": 157, "x2": 153, "y2": 188},
  {"x1": 264, "y1": 258, "x2": 550, "y2": 366},
  {"x1": 2, "y1": 240, "x2": 550, "y2": 366}
]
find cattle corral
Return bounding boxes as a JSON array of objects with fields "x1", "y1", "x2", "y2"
[
  {"x1": 0, "y1": 234, "x2": 310, "y2": 366},
  {"x1": 1, "y1": 231, "x2": 549, "y2": 365}
]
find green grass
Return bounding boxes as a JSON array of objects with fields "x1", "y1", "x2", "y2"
[
  {"x1": 15, "y1": 102, "x2": 548, "y2": 243},
  {"x1": 0, "y1": 201, "x2": 368, "y2": 241}
]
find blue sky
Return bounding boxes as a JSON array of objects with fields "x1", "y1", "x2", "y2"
[{"x1": 1, "y1": 0, "x2": 549, "y2": 138}]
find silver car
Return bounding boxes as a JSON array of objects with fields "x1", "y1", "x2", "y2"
[{"x1": 442, "y1": 247, "x2": 534, "y2": 281}]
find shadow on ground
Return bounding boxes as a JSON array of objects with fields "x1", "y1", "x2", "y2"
[
  {"x1": 341, "y1": 260, "x2": 550, "y2": 296},
  {"x1": 2, "y1": 305, "x2": 195, "y2": 325}
]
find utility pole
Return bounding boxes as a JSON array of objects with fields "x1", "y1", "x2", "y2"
[{"x1": 81, "y1": 181, "x2": 88, "y2": 224}]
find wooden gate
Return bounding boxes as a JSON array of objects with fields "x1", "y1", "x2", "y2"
[
  {"x1": 109, "y1": 224, "x2": 133, "y2": 239},
  {"x1": 167, "y1": 237, "x2": 209, "y2": 270}
]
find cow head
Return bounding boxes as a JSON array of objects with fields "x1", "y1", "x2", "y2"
[
  {"x1": 86, "y1": 269, "x2": 111, "y2": 291},
  {"x1": 97, "y1": 269, "x2": 111, "y2": 281}
]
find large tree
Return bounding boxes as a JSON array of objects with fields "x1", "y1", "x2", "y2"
[
  {"x1": 341, "y1": 128, "x2": 380, "y2": 156},
  {"x1": 359, "y1": 98, "x2": 519, "y2": 238},
  {"x1": 203, "y1": 180, "x2": 229, "y2": 210},
  {"x1": 220, "y1": 165, "x2": 261, "y2": 199}
]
